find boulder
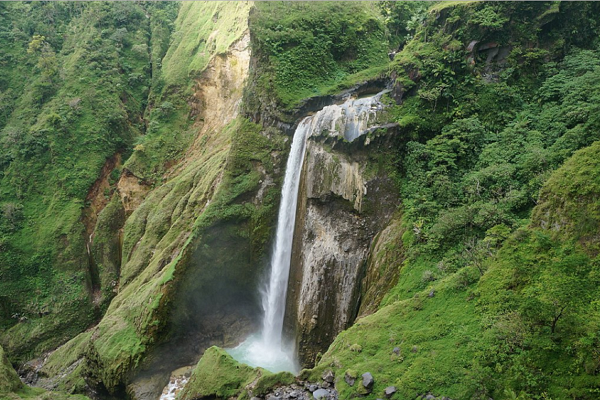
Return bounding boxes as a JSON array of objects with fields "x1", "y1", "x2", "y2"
[
  {"x1": 361, "y1": 372, "x2": 374, "y2": 390},
  {"x1": 384, "y1": 386, "x2": 397, "y2": 398},
  {"x1": 322, "y1": 370, "x2": 335, "y2": 383},
  {"x1": 344, "y1": 370, "x2": 356, "y2": 386}
]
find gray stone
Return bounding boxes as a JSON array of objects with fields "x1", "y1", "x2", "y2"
[
  {"x1": 344, "y1": 371, "x2": 355, "y2": 386},
  {"x1": 392, "y1": 347, "x2": 400, "y2": 355},
  {"x1": 308, "y1": 385, "x2": 318, "y2": 393},
  {"x1": 313, "y1": 388, "x2": 329, "y2": 400},
  {"x1": 322, "y1": 382, "x2": 331, "y2": 389},
  {"x1": 466, "y1": 40, "x2": 479, "y2": 53},
  {"x1": 425, "y1": 395, "x2": 435, "y2": 400},
  {"x1": 251, "y1": 398, "x2": 261, "y2": 400},
  {"x1": 322, "y1": 369, "x2": 335, "y2": 383},
  {"x1": 428, "y1": 289, "x2": 435, "y2": 298},
  {"x1": 384, "y1": 386, "x2": 397, "y2": 398},
  {"x1": 361, "y1": 372, "x2": 374, "y2": 390}
]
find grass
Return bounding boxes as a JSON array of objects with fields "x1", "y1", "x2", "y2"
[
  {"x1": 248, "y1": 1, "x2": 390, "y2": 109},
  {"x1": 160, "y1": 2, "x2": 252, "y2": 87},
  {"x1": 0, "y1": 1, "x2": 155, "y2": 361},
  {"x1": 306, "y1": 271, "x2": 482, "y2": 399}
]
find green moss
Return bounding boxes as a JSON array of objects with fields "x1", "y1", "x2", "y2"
[
  {"x1": 308, "y1": 275, "x2": 482, "y2": 400},
  {"x1": 4, "y1": 386, "x2": 91, "y2": 400},
  {"x1": 1, "y1": 342, "x2": 91, "y2": 399},
  {"x1": 0, "y1": 1, "x2": 176, "y2": 362},
  {"x1": 160, "y1": 2, "x2": 251, "y2": 87},
  {"x1": 253, "y1": 371, "x2": 295, "y2": 396},
  {"x1": 532, "y1": 140, "x2": 600, "y2": 250},
  {"x1": 178, "y1": 347, "x2": 261, "y2": 400},
  {"x1": 39, "y1": 331, "x2": 91, "y2": 378},
  {"x1": 91, "y1": 194, "x2": 126, "y2": 309},
  {"x1": 0, "y1": 345, "x2": 23, "y2": 394},
  {"x1": 248, "y1": 1, "x2": 390, "y2": 109}
]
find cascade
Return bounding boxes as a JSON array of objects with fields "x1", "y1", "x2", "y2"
[
  {"x1": 227, "y1": 117, "x2": 310, "y2": 373},
  {"x1": 227, "y1": 91, "x2": 386, "y2": 373}
]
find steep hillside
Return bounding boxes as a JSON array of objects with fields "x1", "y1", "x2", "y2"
[
  {"x1": 2, "y1": 2, "x2": 600, "y2": 400},
  {"x1": 301, "y1": 2, "x2": 600, "y2": 400},
  {"x1": 0, "y1": 0, "x2": 177, "y2": 364}
]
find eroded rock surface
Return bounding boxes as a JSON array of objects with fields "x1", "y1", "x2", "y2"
[{"x1": 286, "y1": 132, "x2": 400, "y2": 366}]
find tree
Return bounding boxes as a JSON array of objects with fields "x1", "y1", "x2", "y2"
[{"x1": 27, "y1": 34, "x2": 58, "y2": 83}]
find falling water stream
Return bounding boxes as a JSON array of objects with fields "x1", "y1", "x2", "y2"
[
  {"x1": 159, "y1": 91, "x2": 386, "y2": 398},
  {"x1": 227, "y1": 116, "x2": 310, "y2": 374}
]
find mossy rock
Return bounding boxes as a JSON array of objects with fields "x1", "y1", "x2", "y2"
[
  {"x1": 0, "y1": 344, "x2": 91, "y2": 399},
  {"x1": 253, "y1": 371, "x2": 295, "y2": 396},
  {"x1": 532, "y1": 140, "x2": 600, "y2": 251},
  {"x1": 178, "y1": 347, "x2": 262, "y2": 400},
  {"x1": 0, "y1": 345, "x2": 23, "y2": 394}
]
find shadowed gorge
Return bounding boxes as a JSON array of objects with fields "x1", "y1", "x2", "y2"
[{"x1": 2, "y1": 2, "x2": 600, "y2": 400}]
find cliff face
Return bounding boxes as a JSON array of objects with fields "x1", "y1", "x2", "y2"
[
  {"x1": 4, "y1": 3, "x2": 279, "y2": 398},
  {"x1": 287, "y1": 132, "x2": 400, "y2": 366}
]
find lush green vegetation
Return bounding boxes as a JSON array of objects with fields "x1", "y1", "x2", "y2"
[
  {"x1": 180, "y1": 346, "x2": 295, "y2": 400},
  {"x1": 306, "y1": 2, "x2": 600, "y2": 399},
  {"x1": 247, "y1": 2, "x2": 390, "y2": 109},
  {"x1": 0, "y1": 1, "x2": 179, "y2": 363},
  {"x1": 3, "y1": 1, "x2": 600, "y2": 399}
]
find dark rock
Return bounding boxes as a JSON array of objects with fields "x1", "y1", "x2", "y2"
[
  {"x1": 308, "y1": 385, "x2": 318, "y2": 393},
  {"x1": 425, "y1": 395, "x2": 435, "y2": 400},
  {"x1": 392, "y1": 347, "x2": 400, "y2": 355},
  {"x1": 478, "y1": 42, "x2": 499, "y2": 51},
  {"x1": 384, "y1": 386, "x2": 397, "y2": 398},
  {"x1": 361, "y1": 372, "x2": 374, "y2": 390},
  {"x1": 341, "y1": 239, "x2": 353, "y2": 252},
  {"x1": 485, "y1": 47, "x2": 500, "y2": 64},
  {"x1": 428, "y1": 289, "x2": 435, "y2": 298},
  {"x1": 313, "y1": 388, "x2": 329, "y2": 399},
  {"x1": 344, "y1": 371, "x2": 356, "y2": 386},
  {"x1": 322, "y1": 369, "x2": 335, "y2": 383},
  {"x1": 322, "y1": 382, "x2": 331, "y2": 389}
]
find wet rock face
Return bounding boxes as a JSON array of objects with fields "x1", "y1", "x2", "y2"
[{"x1": 286, "y1": 135, "x2": 399, "y2": 367}]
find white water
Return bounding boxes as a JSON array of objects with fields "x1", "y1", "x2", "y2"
[
  {"x1": 309, "y1": 91, "x2": 387, "y2": 142},
  {"x1": 227, "y1": 91, "x2": 386, "y2": 373},
  {"x1": 158, "y1": 365, "x2": 193, "y2": 400},
  {"x1": 228, "y1": 117, "x2": 311, "y2": 373}
]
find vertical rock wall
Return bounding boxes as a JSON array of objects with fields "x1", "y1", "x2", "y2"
[{"x1": 286, "y1": 135, "x2": 400, "y2": 366}]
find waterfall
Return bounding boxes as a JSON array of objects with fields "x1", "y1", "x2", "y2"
[
  {"x1": 262, "y1": 118, "x2": 310, "y2": 347},
  {"x1": 226, "y1": 91, "x2": 386, "y2": 373}
]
